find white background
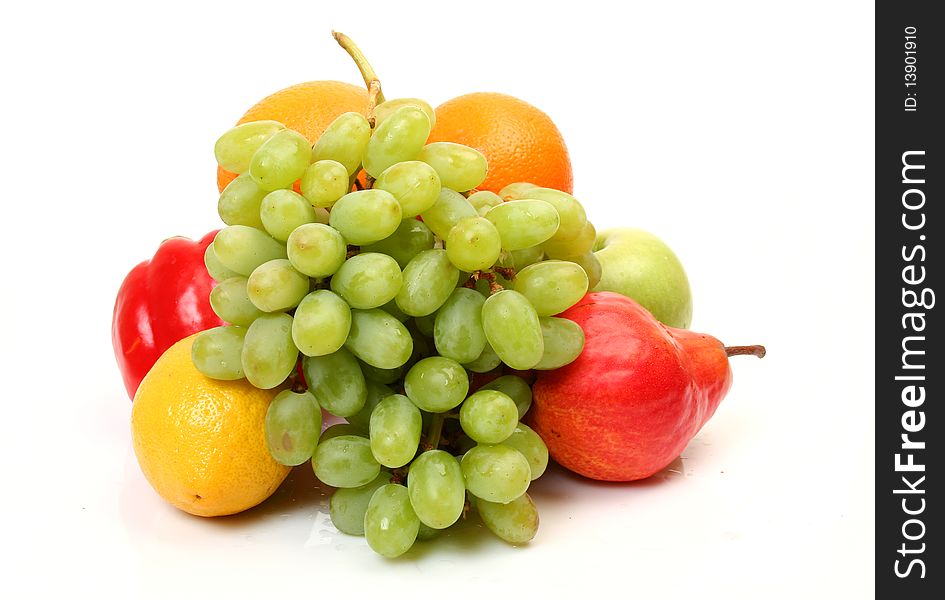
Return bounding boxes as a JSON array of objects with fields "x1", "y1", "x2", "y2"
[{"x1": 1, "y1": 1, "x2": 874, "y2": 598}]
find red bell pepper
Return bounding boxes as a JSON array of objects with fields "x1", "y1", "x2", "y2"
[{"x1": 112, "y1": 231, "x2": 224, "y2": 399}]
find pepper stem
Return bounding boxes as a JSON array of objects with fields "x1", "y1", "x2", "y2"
[
  {"x1": 724, "y1": 345, "x2": 766, "y2": 358},
  {"x1": 332, "y1": 31, "x2": 385, "y2": 112}
]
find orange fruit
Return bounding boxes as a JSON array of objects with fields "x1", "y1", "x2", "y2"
[
  {"x1": 427, "y1": 92, "x2": 573, "y2": 194},
  {"x1": 217, "y1": 80, "x2": 369, "y2": 192},
  {"x1": 131, "y1": 333, "x2": 290, "y2": 517}
]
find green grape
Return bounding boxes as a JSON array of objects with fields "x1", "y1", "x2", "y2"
[
  {"x1": 433, "y1": 288, "x2": 486, "y2": 363},
  {"x1": 369, "y1": 394, "x2": 422, "y2": 468},
  {"x1": 474, "y1": 271, "x2": 512, "y2": 297},
  {"x1": 363, "y1": 106, "x2": 431, "y2": 177},
  {"x1": 501, "y1": 423, "x2": 548, "y2": 480},
  {"x1": 452, "y1": 434, "x2": 478, "y2": 455},
  {"x1": 380, "y1": 299, "x2": 410, "y2": 322},
  {"x1": 302, "y1": 347, "x2": 367, "y2": 417},
  {"x1": 242, "y1": 313, "x2": 298, "y2": 389},
  {"x1": 300, "y1": 159, "x2": 349, "y2": 208},
  {"x1": 213, "y1": 226, "x2": 287, "y2": 276},
  {"x1": 362, "y1": 218, "x2": 435, "y2": 269},
  {"x1": 329, "y1": 472, "x2": 392, "y2": 535},
  {"x1": 346, "y1": 379, "x2": 394, "y2": 429},
  {"x1": 505, "y1": 246, "x2": 545, "y2": 271},
  {"x1": 542, "y1": 220, "x2": 596, "y2": 259},
  {"x1": 417, "y1": 142, "x2": 488, "y2": 192},
  {"x1": 461, "y1": 444, "x2": 531, "y2": 504},
  {"x1": 246, "y1": 259, "x2": 309, "y2": 312},
  {"x1": 413, "y1": 312, "x2": 437, "y2": 338},
  {"x1": 364, "y1": 484, "x2": 420, "y2": 558},
  {"x1": 497, "y1": 181, "x2": 538, "y2": 200},
  {"x1": 417, "y1": 523, "x2": 439, "y2": 542},
  {"x1": 513, "y1": 260, "x2": 588, "y2": 317},
  {"x1": 463, "y1": 342, "x2": 502, "y2": 373},
  {"x1": 191, "y1": 325, "x2": 246, "y2": 380},
  {"x1": 313, "y1": 207, "x2": 330, "y2": 224},
  {"x1": 519, "y1": 187, "x2": 587, "y2": 241},
  {"x1": 404, "y1": 356, "x2": 469, "y2": 412},
  {"x1": 346, "y1": 308, "x2": 414, "y2": 369},
  {"x1": 311, "y1": 112, "x2": 371, "y2": 176},
  {"x1": 419, "y1": 188, "x2": 477, "y2": 239},
  {"x1": 359, "y1": 361, "x2": 404, "y2": 385},
  {"x1": 330, "y1": 252, "x2": 403, "y2": 309},
  {"x1": 459, "y1": 390, "x2": 518, "y2": 444},
  {"x1": 209, "y1": 277, "x2": 264, "y2": 326},
  {"x1": 286, "y1": 223, "x2": 347, "y2": 278},
  {"x1": 480, "y1": 375, "x2": 533, "y2": 419},
  {"x1": 321, "y1": 422, "x2": 367, "y2": 441},
  {"x1": 485, "y1": 200, "x2": 559, "y2": 250},
  {"x1": 535, "y1": 316, "x2": 585, "y2": 370},
  {"x1": 259, "y1": 189, "x2": 316, "y2": 242},
  {"x1": 407, "y1": 450, "x2": 465, "y2": 529},
  {"x1": 446, "y1": 217, "x2": 502, "y2": 272},
  {"x1": 249, "y1": 128, "x2": 312, "y2": 191},
  {"x1": 569, "y1": 251, "x2": 602, "y2": 289},
  {"x1": 395, "y1": 249, "x2": 460, "y2": 316},
  {"x1": 265, "y1": 390, "x2": 321, "y2": 466},
  {"x1": 214, "y1": 120, "x2": 285, "y2": 174},
  {"x1": 481, "y1": 290, "x2": 544, "y2": 370},
  {"x1": 468, "y1": 190, "x2": 503, "y2": 216},
  {"x1": 328, "y1": 189, "x2": 402, "y2": 245},
  {"x1": 477, "y1": 493, "x2": 539, "y2": 544},
  {"x1": 218, "y1": 173, "x2": 267, "y2": 229},
  {"x1": 204, "y1": 242, "x2": 239, "y2": 282},
  {"x1": 292, "y1": 290, "x2": 351, "y2": 356},
  {"x1": 374, "y1": 161, "x2": 442, "y2": 218},
  {"x1": 311, "y1": 434, "x2": 380, "y2": 488},
  {"x1": 409, "y1": 328, "x2": 433, "y2": 359},
  {"x1": 374, "y1": 98, "x2": 436, "y2": 128}
]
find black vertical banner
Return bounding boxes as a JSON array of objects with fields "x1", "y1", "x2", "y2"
[{"x1": 876, "y1": 1, "x2": 942, "y2": 597}]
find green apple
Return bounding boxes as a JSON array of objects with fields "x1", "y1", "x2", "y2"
[{"x1": 593, "y1": 228, "x2": 692, "y2": 328}]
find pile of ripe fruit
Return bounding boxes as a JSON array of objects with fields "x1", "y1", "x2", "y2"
[{"x1": 113, "y1": 33, "x2": 763, "y2": 559}]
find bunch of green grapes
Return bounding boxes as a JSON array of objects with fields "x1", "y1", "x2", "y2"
[{"x1": 194, "y1": 98, "x2": 600, "y2": 557}]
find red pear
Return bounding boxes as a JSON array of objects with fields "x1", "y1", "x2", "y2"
[{"x1": 531, "y1": 292, "x2": 764, "y2": 481}]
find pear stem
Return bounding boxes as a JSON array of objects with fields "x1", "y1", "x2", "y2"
[
  {"x1": 332, "y1": 31, "x2": 385, "y2": 113},
  {"x1": 725, "y1": 345, "x2": 766, "y2": 358}
]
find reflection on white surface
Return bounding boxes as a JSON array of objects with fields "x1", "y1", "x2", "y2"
[
  {"x1": 305, "y1": 510, "x2": 337, "y2": 547},
  {"x1": 119, "y1": 437, "x2": 689, "y2": 557}
]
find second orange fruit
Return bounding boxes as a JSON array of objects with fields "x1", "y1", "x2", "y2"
[
  {"x1": 216, "y1": 80, "x2": 369, "y2": 192},
  {"x1": 428, "y1": 92, "x2": 573, "y2": 194}
]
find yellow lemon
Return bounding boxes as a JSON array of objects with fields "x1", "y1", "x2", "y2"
[{"x1": 131, "y1": 333, "x2": 290, "y2": 517}]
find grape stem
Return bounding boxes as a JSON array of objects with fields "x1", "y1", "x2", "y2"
[
  {"x1": 332, "y1": 31, "x2": 385, "y2": 116},
  {"x1": 464, "y1": 270, "x2": 506, "y2": 294},
  {"x1": 492, "y1": 266, "x2": 516, "y2": 281},
  {"x1": 479, "y1": 271, "x2": 504, "y2": 294},
  {"x1": 389, "y1": 467, "x2": 407, "y2": 486},
  {"x1": 288, "y1": 365, "x2": 307, "y2": 393},
  {"x1": 724, "y1": 345, "x2": 767, "y2": 358},
  {"x1": 423, "y1": 413, "x2": 445, "y2": 451}
]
